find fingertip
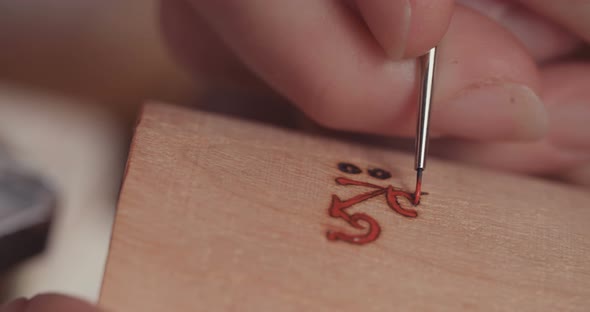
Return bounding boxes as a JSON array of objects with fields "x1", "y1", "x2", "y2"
[
  {"x1": 403, "y1": 0, "x2": 455, "y2": 57},
  {"x1": 355, "y1": 0, "x2": 454, "y2": 60},
  {"x1": 429, "y1": 6, "x2": 545, "y2": 141},
  {"x1": 355, "y1": 0, "x2": 412, "y2": 59},
  {"x1": 430, "y1": 140, "x2": 589, "y2": 175}
]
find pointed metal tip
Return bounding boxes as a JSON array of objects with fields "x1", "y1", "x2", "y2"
[{"x1": 414, "y1": 169, "x2": 423, "y2": 205}]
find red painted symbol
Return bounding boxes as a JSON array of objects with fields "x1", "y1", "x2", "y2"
[{"x1": 327, "y1": 163, "x2": 420, "y2": 245}]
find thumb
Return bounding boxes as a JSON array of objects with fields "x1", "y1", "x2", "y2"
[{"x1": 166, "y1": 1, "x2": 546, "y2": 141}]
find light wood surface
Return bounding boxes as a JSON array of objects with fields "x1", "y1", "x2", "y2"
[{"x1": 100, "y1": 102, "x2": 590, "y2": 311}]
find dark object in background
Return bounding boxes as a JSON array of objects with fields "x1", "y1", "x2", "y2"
[{"x1": 0, "y1": 170, "x2": 55, "y2": 271}]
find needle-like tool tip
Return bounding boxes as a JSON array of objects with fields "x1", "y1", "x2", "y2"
[{"x1": 414, "y1": 169, "x2": 423, "y2": 205}]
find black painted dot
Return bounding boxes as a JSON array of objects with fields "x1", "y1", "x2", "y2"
[
  {"x1": 337, "y1": 162, "x2": 362, "y2": 174},
  {"x1": 368, "y1": 168, "x2": 391, "y2": 180}
]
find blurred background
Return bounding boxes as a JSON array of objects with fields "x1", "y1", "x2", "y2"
[{"x1": 0, "y1": 0, "x2": 199, "y2": 302}]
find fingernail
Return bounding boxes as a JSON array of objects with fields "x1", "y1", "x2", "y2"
[
  {"x1": 358, "y1": 0, "x2": 412, "y2": 60},
  {"x1": 548, "y1": 102, "x2": 590, "y2": 151},
  {"x1": 1, "y1": 298, "x2": 28, "y2": 312},
  {"x1": 387, "y1": 0, "x2": 412, "y2": 59},
  {"x1": 438, "y1": 83, "x2": 549, "y2": 140}
]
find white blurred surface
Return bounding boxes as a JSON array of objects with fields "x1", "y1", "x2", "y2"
[
  {"x1": 0, "y1": 0, "x2": 198, "y2": 302},
  {"x1": 0, "y1": 85, "x2": 125, "y2": 301}
]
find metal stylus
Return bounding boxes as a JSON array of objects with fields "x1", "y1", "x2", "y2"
[{"x1": 414, "y1": 47, "x2": 437, "y2": 204}]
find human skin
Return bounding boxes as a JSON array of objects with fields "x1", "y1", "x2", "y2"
[
  {"x1": 3, "y1": 0, "x2": 590, "y2": 311},
  {"x1": 0, "y1": 294, "x2": 100, "y2": 312},
  {"x1": 160, "y1": 0, "x2": 590, "y2": 187}
]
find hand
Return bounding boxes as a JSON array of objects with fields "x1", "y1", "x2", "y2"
[
  {"x1": 160, "y1": 0, "x2": 590, "y2": 187},
  {"x1": 0, "y1": 294, "x2": 100, "y2": 312},
  {"x1": 432, "y1": 0, "x2": 590, "y2": 188}
]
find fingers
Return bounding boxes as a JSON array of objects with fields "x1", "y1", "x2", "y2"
[
  {"x1": 517, "y1": 0, "x2": 590, "y2": 43},
  {"x1": 181, "y1": 1, "x2": 544, "y2": 141},
  {"x1": 540, "y1": 63, "x2": 590, "y2": 152},
  {"x1": 430, "y1": 62, "x2": 590, "y2": 178},
  {"x1": 456, "y1": 0, "x2": 580, "y2": 61},
  {"x1": 0, "y1": 294, "x2": 101, "y2": 312},
  {"x1": 160, "y1": 0, "x2": 259, "y2": 89},
  {"x1": 430, "y1": 139, "x2": 588, "y2": 175},
  {"x1": 354, "y1": 0, "x2": 454, "y2": 59},
  {"x1": 1, "y1": 298, "x2": 27, "y2": 312},
  {"x1": 559, "y1": 163, "x2": 590, "y2": 188}
]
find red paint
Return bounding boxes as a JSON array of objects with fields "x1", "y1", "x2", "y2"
[
  {"x1": 327, "y1": 177, "x2": 419, "y2": 245},
  {"x1": 414, "y1": 179, "x2": 422, "y2": 205}
]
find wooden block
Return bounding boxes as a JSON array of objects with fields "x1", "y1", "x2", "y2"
[{"x1": 100, "y1": 102, "x2": 590, "y2": 311}]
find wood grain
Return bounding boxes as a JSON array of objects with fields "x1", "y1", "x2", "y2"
[{"x1": 100, "y1": 102, "x2": 590, "y2": 311}]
